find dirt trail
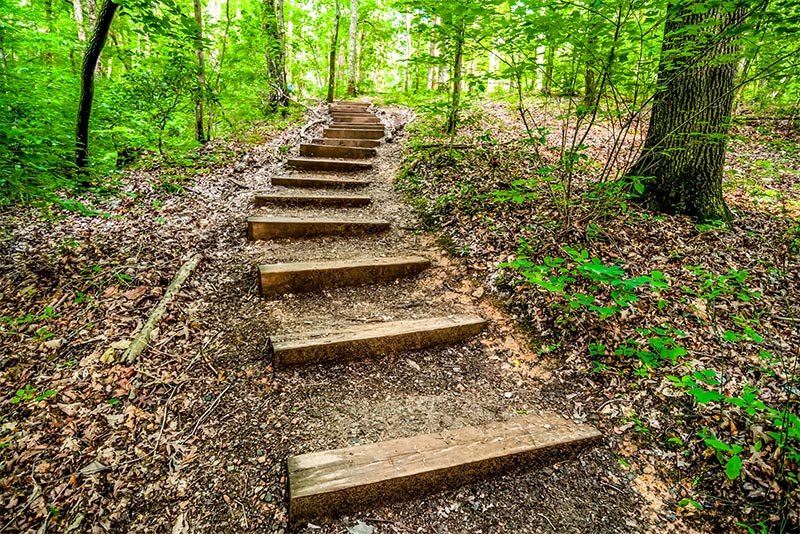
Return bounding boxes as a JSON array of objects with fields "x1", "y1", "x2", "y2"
[
  {"x1": 0, "y1": 106, "x2": 681, "y2": 534},
  {"x1": 121, "y1": 107, "x2": 669, "y2": 534}
]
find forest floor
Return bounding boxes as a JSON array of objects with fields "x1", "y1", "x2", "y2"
[
  {"x1": 395, "y1": 98, "x2": 800, "y2": 533},
  {"x1": 0, "y1": 100, "x2": 798, "y2": 534}
]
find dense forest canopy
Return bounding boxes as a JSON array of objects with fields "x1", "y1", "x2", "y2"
[{"x1": 2, "y1": 0, "x2": 798, "y2": 208}]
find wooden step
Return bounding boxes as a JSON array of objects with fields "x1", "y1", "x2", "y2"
[
  {"x1": 287, "y1": 157, "x2": 373, "y2": 172},
  {"x1": 330, "y1": 123, "x2": 384, "y2": 130},
  {"x1": 258, "y1": 256, "x2": 430, "y2": 298},
  {"x1": 324, "y1": 128, "x2": 385, "y2": 140},
  {"x1": 311, "y1": 138, "x2": 381, "y2": 149},
  {"x1": 271, "y1": 176, "x2": 370, "y2": 188},
  {"x1": 330, "y1": 103, "x2": 371, "y2": 111},
  {"x1": 248, "y1": 217, "x2": 389, "y2": 240},
  {"x1": 330, "y1": 115, "x2": 381, "y2": 124},
  {"x1": 288, "y1": 413, "x2": 602, "y2": 528},
  {"x1": 299, "y1": 144, "x2": 377, "y2": 160},
  {"x1": 273, "y1": 315, "x2": 487, "y2": 367},
  {"x1": 254, "y1": 193, "x2": 371, "y2": 207}
]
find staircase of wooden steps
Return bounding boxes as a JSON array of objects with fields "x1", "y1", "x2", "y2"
[{"x1": 243, "y1": 101, "x2": 601, "y2": 528}]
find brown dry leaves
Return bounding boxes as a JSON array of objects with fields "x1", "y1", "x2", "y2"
[{"x1": 401, "y1": 99, "x2": 800, "y2": 532}]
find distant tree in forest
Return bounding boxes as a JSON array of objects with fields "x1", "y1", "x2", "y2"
[
  {"x1": 327, "y1": 0, "x2": 341, "y2": 103},
  {"x1": 263, "y1": 0, "x2": 287, "y2": 107},
  {"x1": 75, "y1": 0, "x2": 118, "y2": 174},
  {"x1": 626, "y1": 0, "x2": 757, "y2": 221},
  {"x1": 346, "y1": 0, "x2": 358, "y2": 96}
]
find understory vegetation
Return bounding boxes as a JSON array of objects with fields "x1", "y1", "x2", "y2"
[{"x1": 398, "y1": 101, "x2": 800, "y2": 532}]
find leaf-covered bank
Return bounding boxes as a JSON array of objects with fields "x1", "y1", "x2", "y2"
[{"x1": 398, "y1": 101, "x2": 800, "y2": 533}]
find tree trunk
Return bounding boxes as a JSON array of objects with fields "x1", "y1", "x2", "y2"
[
  {"x1": 263, "y1": 0, "x2": 287, "y2": 107},
  {"x1": 626, "y1": 2, "x2": 748, "y2": 221},
  {"x1": 326, "y1": 0, "x2": 340, "y2": 103},
  {"x1": 75, "y1": 0, "x2": 119, "y2": 174},
  {"x1": 446, "y1": 21, "x2": 464, "y2": 134},
  {"x1": 404, "y1": 11, "x2": 411, "y2": 94},
  {"x1": 86, "y1": 0, "x2": 97, "y2": 26},
  {"x1": 73, "y1": 0, "x2": 87, "y2": 42},
  {"x1": 346, "y1": 0, "x2": 358, "y2": 96},
  {"x1": 543, "y1": 45, "x2": 555, "y2": 94},
  {"x1": 194, "y1": 0, "x2": 206, "y2": 143}
]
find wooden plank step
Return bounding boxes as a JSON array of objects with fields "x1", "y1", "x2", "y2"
[
  {"x1": 288, "y1": 413, "x2": 602, "y2": 528},
  {"x1": 254, "y1": 193, "x2": 371, "y2": 207},
  {"x1": 330, "y1": 115, "x2": 381, "y2": 123},
  {"x1": 258, "y1": 255, "x2": 430, "y2": 298},
  {"x1": 271, "y1": 176, "x2": 370, "y2": 188},
  {"x1": 248, "y1": 217, "x2": 389, "y2": 240},
  {"x1": 324, "y1": 128, "x2": 385, "y2": 140},
  {"x1": 287, "y1": 158, "x2": 373, "y2": 172},
  {"x1": 299, "y1": 144, "x2": 377, "y2": 160},
  {"x1": 330, "y1": 103, "x2": 371, "y2": 111},
  {"x1": 311, "y1": 138, "x2": 381, "y2": 149},
  {"x1": 330, "y1": 123, "x2": 384, "y2": 130},
  {"x1": 273, "y1": 315, "x2": 487, "y2": 367}
]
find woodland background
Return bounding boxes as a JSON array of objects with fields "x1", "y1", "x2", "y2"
[{"x1": 2, "y1": 0, "x2": 800, "y2": 532}]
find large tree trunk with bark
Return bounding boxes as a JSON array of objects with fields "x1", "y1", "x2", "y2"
[
  {"x1": 194, "y1": 0, "x2": 206, "y2": 143},
  {"x1": 326, "y1": 0, "x2": 340, "y2": 103},
  {"x1": 626, "y1": 2, "x2": 748, "y2": 222},
  {"x1": 75, "y1": 0, "x2": 118, "y2": 174},
  {"x1": 346, "y1": 0, "x2": 358, "y2": 96}
]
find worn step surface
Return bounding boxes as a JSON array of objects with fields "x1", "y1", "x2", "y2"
[
  {"x1": 254, "y1": 192, "x2": 371, "y2": 207},
  {"x1": 259, "y1": 255, "x2": 430, "y2": 298},
  {"x1": 273, "y1": 315, "x2": 487, "y2": 368},
  {"x1": 330, "y1": 104, "x2": 371, "y2": 112},
  {"x1": 299, "y1": 143, "x2": 377, "y2": 160},
  {"x1": 330, "y1": 115, "x2": 382, "y2": 124},
  {"x1": 288, "y1": 157, "x2": 373, "y2": 172},
  {"x1": 311, "y1": 138, "x2": 382, "y2": 149},
  {"x1": 288, "y1": 413, "x2": 602, "y2": 527},
  {"x1": 330, "y1": 123, "x2": 384, "y2": 130},
  {"x1": 271, "y1": 175, "x2": 370, "y2": 188},
  {"x1": 248, "y1": 217, "x2": 389, "y2": 241},
  {"x1": 324, "y1": 128, "x2": 385, "y2": 140}
]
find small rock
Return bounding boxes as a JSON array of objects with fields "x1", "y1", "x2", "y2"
[
  {"x1": 504, "y1": 392, "x2": 513, "y2": 398},
  {"x1": 44, "y1": 338, "x2": 63, "y2": 350},
  {"x1": 471, "y1": 287, "x2": 485, "y2": 298}
]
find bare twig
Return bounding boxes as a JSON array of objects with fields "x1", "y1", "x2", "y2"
[
  {"x1": 180, "y1": 382, "x2": 233, "y2": 443},
  {"x1": 152, "y1": 384, "x2": 181, "y2": 459}
]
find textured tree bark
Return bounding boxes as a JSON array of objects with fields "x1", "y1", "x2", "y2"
[
  {"x1": 73, "y1": 0, "x2": 87, "y2": 42},
  {"x1": 626, "y1": 2, "x2": 748, "y2": 221},
  {"x1": 346, "y1": 0, "x2": 358, "y2": 96},
  {"x1": 75, "y1": 0, "x2": 118, "y2": 174},
  {"x1": 194, "y1": 0, "x2": 206, "y2": 143},
  {"x1": 326, "y1": 0, "x2": 340, "y2": 103},
  {"x1": 263, "y1": 0, "x2": 287, "y2": 107}
]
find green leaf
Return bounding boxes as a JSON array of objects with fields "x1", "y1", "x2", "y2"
[
  {"x1": 725, "y1": 454, "x2": 742, "y2": 480},
  {"x1": 678, "y1": 498, "x2": 703, "y2": 510}
]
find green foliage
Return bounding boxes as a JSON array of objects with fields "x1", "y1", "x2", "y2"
[
  {"x1": 10, "y1": 385, "x2": 57, "y2": 405},
  {"x1": 502, "y1": 243, "x2": 670, "y2": 319}
]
